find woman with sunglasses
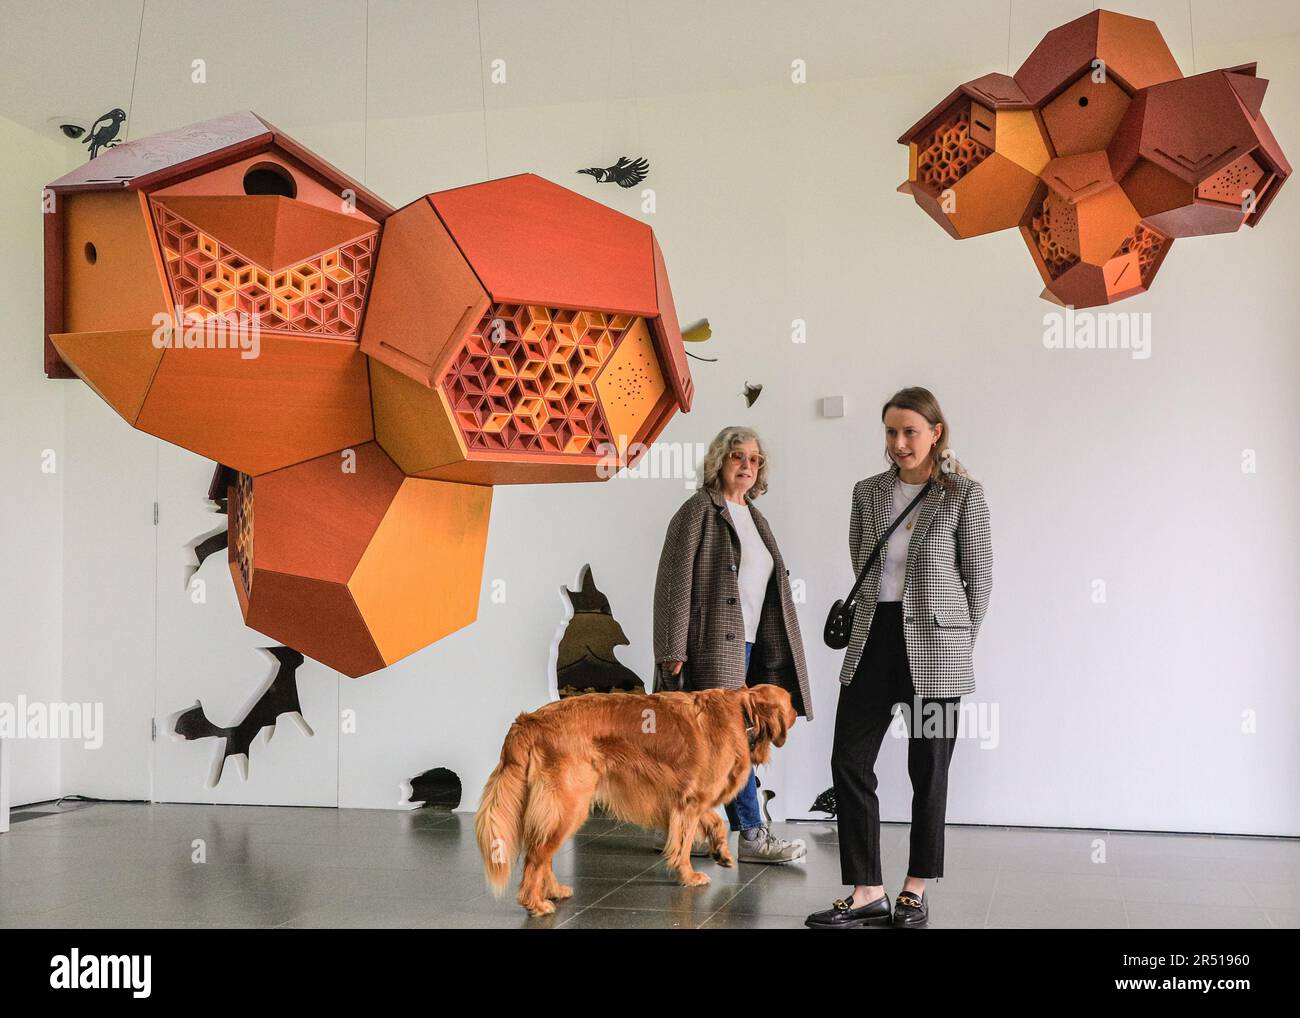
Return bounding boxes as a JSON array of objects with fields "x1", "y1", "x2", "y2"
[{"x1": 652, "y1": 425, "x2": 813, "y2": 864}]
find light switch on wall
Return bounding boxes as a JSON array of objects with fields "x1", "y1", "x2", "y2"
[{"x1": 821, "y1": 395, "x2": 846, "y2": 418}]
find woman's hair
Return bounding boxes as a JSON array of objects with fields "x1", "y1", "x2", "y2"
[
  {"x1": 880, "y1": 386, "x2": 970, "y2": 487},
  {"x1": 699, "y1": 425, "x2": 769, "y2": 498}
]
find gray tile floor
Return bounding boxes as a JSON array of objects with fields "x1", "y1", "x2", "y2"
[{"x1": 0, "y1": 802, "x2": 1296, "y2": 928}]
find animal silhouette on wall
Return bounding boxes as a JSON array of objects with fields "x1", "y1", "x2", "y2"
[
  {"x1": 578, "y1": 156, "x2": 650, "y2": 188},
  {"x1": 83, "y1": 108, "x2": 126, "y2": 158},
  {"x1": 809, "y1": 787, "x2": 837, "y2": 818},
  {"x1": 172, "y1": 646, "x2": 309, "y2": 783},
  {"x1": 407, "y1": 767, "x2": 463, "y2": 810},
  {"x1": 185, "y1": 464, "x2": 237, "y2": 587},
  {"x1": 680, "y1": 318, "x2": 718, "y2": 363},
  {"x1": 43, "y1": 111, "x2": 694, "y2": 677},
  {"x1": 555, "y1": 564, "x2": 645, "y2": 697},
  {"x1": 897, "y1": 9, "x2": 1290, "y2": 308}
]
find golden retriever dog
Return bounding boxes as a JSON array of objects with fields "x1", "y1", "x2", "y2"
[{"x1": 475, "y1": 684, "x2": 797, "y2": 916}]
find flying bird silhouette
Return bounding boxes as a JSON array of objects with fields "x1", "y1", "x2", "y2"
[{"x1": 577, "y1": 155, "x2": 649, "y2": 188}]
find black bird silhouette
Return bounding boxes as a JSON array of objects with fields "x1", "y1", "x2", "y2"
[
  {"x1": 84, "y1": 108, "x2": 126, "y2": 159},
  {"x1": 577, "y1": 155, "x2": 649, "y2": 188}
]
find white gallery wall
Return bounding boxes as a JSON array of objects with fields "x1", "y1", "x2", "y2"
[{"x1": 0, "y1": 0, "x2": 1296, "y2": 835}]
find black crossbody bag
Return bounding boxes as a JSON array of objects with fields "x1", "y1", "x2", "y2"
[{"x1": 823, "y1": 480, "x2": 932, "y2": 649}]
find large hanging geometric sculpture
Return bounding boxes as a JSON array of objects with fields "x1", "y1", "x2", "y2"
[
  {"x1": 44, "y1": 111, "x2": 693, "y2": 676},
  {"x1": 896, "y1": 9, "x2": 1290, "y2": 308}
]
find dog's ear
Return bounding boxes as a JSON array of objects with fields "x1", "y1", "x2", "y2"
[{"x1": 750, "y1": 684, "x2": 793, "y2": 749}]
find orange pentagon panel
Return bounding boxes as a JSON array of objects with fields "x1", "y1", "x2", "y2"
[
  {"x1": 1108, "y1": 66, "x2": 1292, "y2": 238},
  {"x1": 228, "y1": 442, "x2": 492, "y2": 677},
  {"x1": 363, "y1": 173, "x2": 692, "y2": 485},
  {"x1": 44, "y1": 110, "x2": 390, "y2": 474}
]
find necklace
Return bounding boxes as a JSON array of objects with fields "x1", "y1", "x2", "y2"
[{"x1": 898, "y1": 477, "x2": 922, "y2": 530}]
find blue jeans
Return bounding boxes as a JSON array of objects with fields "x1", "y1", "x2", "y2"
[{"x1": 723, "y1": 640, "x2": 764, "y2": 833}]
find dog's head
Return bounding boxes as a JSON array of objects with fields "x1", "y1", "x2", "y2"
[{"x1": 741, "y1": 683, "x2": 798, "y2": 764}]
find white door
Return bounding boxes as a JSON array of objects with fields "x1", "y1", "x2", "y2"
[{"x1": 151, "y1": 443, "x2": 338, "y2": 806}]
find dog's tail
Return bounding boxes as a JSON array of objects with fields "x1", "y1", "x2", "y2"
[{"x1": 475, "y1": 718, "x2": 532, "y2": 895}]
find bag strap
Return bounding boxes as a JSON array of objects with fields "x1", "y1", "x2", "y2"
[{"x1": 841, "y1": 479, "x2": 932, "y2": 611}]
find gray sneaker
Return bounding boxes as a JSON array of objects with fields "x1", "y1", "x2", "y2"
[
  {"x1": 737, "y1": 824, "x2": 807, "y2": 864},
  {"x1": 652, "y1": 831, "x2": 711, "y2": 857}
]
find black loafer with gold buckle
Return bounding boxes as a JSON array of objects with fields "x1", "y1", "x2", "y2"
[
  {"x1": 804, "y1": 893, "x2": 892, "y2": 929},
  {"x1": 892, "y1": 889, "x2": 929, "y2": 928}
]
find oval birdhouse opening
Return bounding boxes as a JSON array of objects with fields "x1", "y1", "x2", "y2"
[{"x1": 243, "y1": 162, "x2": 297, "y2": 198}]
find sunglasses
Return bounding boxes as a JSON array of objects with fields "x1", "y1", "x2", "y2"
[{"x1": 728, "y1": 450, "x2": 765, "y2": 469}]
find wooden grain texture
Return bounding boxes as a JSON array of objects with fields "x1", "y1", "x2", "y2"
[
  {"x1": 64, "y1": 191, "x2": 171, "y2": 335},
  {"x1": 252, "y1": 441, "x2": 404, "y2": 584},
  {"x1": 152, "y1": 195, "x2": 378, "y2": 272},
  {"x1": 370, "y1": 359, "x2": 466, "y2": 474},
  {"x1": 150, "y1": 151, "x2": 381, "y2": 229},
  {"x1": 430, "y1": 174, "x2": 659, "y2": 314},
  {"x1": 49, "y1": 329, "x2": 165, "y2": 424},
  {"x1": 43, "y1": 197, "x2": 75, "y2": 377},
  {"x1": 242, "y1": 569, "x2": 386, "y2": 678},
  {"x1": 348, "y1": 478, "x2": 492, "y2": 667},
  {"x1": 134, "y1": 334, "x2": 374, "y2": 476},
  {"x1": 359, "y1": 197, "x2": 490, "y2": 386},
  {"x1": 649, "y1": 232, "x2": 692, "y2": 411}
]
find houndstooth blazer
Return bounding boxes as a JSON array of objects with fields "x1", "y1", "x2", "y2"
[
  {"x1": 838, "y1": 463, "x2": 992, "y2": 697},
  {"x1": 653, "y1": 486, "x2": 813, "y2": 719}
]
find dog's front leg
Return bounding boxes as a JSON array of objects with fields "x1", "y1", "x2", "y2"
[
  {"x1": 665, "y1": 806, "x2": 710, "y2": 886},
  {"x1": 697, "y1": 811, "x2": 734, "y2": 867}
]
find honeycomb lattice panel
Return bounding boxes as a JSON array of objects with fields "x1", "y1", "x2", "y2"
[
  {"x1": 153, "y1": 204, "x2": 374, "y2": 337},
  {"x1": 1112, "y1": 223, "x2": 1168, "y2": 285},
  {"x1": 915, "y1": 105, "x2": 991, "y2": 193},
  {"x1": 1196, "y1": 154, "x2": 1266, "y2": 205},
  {"x1": 233, "y1": 471, "x2": 254, "y2": 597},
  {"x1": 440, "y1": 304, "x2": 641, "y2": 455},
  {"x1": 1027, "y1": 193, "x2": 1080, "y2": 279}
]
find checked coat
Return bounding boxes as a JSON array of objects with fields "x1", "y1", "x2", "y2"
[
  {"x1": 838, "y1": 463, "x2": 992, "y2": 697},
  {"x1": 653, "y1": 486, "x2": 813, "y2": 719}
]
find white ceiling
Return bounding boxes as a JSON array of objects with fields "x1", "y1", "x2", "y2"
[{"x1": 1, "y1": 0, "x2": 1297, "y2": 143}]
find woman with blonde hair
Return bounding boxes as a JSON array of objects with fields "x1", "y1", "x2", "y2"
[
  {"x1": 806, "y1": 386, "x2": 992, "y2": 929},
  {"x1": 652, "y1": 425, "x2": 812, "y2": 863}
]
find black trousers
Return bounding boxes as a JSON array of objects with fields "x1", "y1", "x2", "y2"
[{"x1": 831, "y1": 601, "x2": 961, "y2": 886}]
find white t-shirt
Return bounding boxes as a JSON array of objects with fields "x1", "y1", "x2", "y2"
[
  {"x1": 726, "y1": 499, "x2": 775, "y2": 643},
  {"x1": 878, "y1": 478, "x2": 927, "y2": 602}
]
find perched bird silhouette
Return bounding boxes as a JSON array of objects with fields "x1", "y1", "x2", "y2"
[
  {"x1": 578, "y1": 155, "x2": 649, "y2": 188},
  {"x1": 84, "y1": 108, "x2": 126, "y2": 159}
]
